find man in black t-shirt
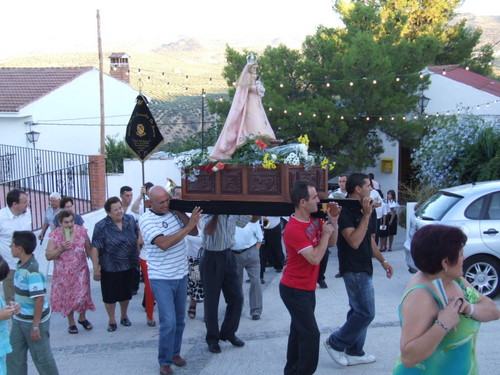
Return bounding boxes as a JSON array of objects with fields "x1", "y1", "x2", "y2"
[{"x1": 324, "y1": 173, "x2": 394, "y2": 367}]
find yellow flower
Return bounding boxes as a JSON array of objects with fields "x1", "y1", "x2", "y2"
[
  {"x1": 262, "y1": 153, "x2": 277, "y2": 169},
  {"x1": 298, "y1": 134, "x2": 309, "y2": 149},
  {"x1": 321, "y1": 157, "x2": 329, "y2": 169}
]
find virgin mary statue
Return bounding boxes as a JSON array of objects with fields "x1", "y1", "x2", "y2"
[{"x1": 209, "y1": 54, "x2": 276, "y2": 160}]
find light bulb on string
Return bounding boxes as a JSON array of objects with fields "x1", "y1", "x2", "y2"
[
  {"x1": 326, "y1": 83, "x2": 330, "y2": 88},
  {"x1": 298, "y1": 112, "x2": 302, "y2": 116},
  {"x1": 396, "y1": 77, "x2": 400, "y2": 82},
  {"x1": 284, "y1": 109, "x2": 288, "y2": 114},
  {"x1": 349, "y1": 82, "x2": 354, "y2": 86},
  {"x1": 279, "y1": 83, "x2": 284, "y2": 88},
  {"x1": 391, "y1": 116, "x2": 395, "y2": 121},
  {"x1": 372, "y1": 80, "x2": 377, "y2": 85},
  {"x1": 419, "y1": 74, "x2": 424, "y2": 79},
  {"x1": 269, "y1": 107, "x2": 273, "y2": 112},
  {"x1": 340, "y1": 116, "x2": 344, "y2": 120}
]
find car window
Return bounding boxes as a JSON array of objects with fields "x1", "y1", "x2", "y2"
[
  {"x1": 465, "y1": 196, "x2": 485, "y2": 220},
  {"x1": 415, "y1": 192, "x2": 462, "y2": 221},
  {"x1": 487, "y1": 192, "x2": 500, "y2": 220}
]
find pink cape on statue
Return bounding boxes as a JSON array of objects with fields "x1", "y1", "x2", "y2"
[{"x1": 210, "y1": 64, "x2": 276, "y2": 160}]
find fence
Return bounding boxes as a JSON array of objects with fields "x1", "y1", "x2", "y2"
[{"x1": 0, "y1": 145, "x2": 92, "y2": 230}]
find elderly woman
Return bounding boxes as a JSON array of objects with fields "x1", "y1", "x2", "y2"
[
  {"x1": 46, "y1": 210, "x2": 98, "y2": 334},
  {"x1": 393, "y1": 225, "x2": 500, "y2": 374},
  {"x1": 91, "y1": 196, "x2": 140, "y2": 332}
]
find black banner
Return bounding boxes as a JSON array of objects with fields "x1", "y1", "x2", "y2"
[
  {"x1": 169, "y1": 198, "x2": 361, "y2": 217},
  {"x1": 126, "y1": 95, "x2": 164, "y2": 161}
]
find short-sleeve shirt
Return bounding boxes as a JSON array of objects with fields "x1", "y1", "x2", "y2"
[
  {"x1": 140, "y1": 209, "x2": 188, "y2": 280},
  {"x1": 43, "y1": 206, "x2": 60, "y2": 229},
  {"x1": 13, "y1": 256, "x2": 51, "y2": 323},
  {"x1": 281, "y1": 215, "x2": 323, "y2": 291},
  {"x1": 337, "y1": 206, "x2": 376, "y2": 276},
  {"x1": 201, "y1": 215, "x2": 252, "y2": 251},
  {"x1": 92, "y1": 214, "x2": 139, "y2": 272}
]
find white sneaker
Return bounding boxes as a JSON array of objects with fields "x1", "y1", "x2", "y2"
[
  {"x1": 324, "y1": 340, "x2": 348, "y2": 366},
  {"x1": 346, "y1": 353, "x2": 376, "y2": 366}
]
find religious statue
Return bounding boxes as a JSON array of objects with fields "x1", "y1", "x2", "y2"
[{"x1": 210, "y1": 53, "x2": 276, "y2": 160}]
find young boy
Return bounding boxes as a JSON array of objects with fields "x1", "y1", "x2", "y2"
[{"x1": 6, "y1": 231, "x2": 59, "y2": 374}]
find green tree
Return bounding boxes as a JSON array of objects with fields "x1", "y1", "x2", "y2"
[
  {"x1": 105, "y1": 135, "x2": 134, "y2": 173},
  {"x1": 206, "y1": 0, "x2": 490, "y2": 172}
]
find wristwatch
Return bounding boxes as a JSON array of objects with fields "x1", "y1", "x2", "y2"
[{"x1": 31, "y1": 326, "x2": 40, "y2": 332}]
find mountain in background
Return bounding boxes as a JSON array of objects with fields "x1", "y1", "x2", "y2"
[{"x1": 1, "y1": 14, "x2": 498, "y2": 147}]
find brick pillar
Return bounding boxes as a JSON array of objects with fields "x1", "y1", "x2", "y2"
[{"x1": 89, "y1": 155, "x2": 106, "y2": 210}]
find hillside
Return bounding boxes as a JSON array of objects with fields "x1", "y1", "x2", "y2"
[{"x1": 1, "y1": 13, "x2": 498, "y2": 145}]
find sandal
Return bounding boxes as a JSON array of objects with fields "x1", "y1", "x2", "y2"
[
  {"x1": 68, "y1": 325, "x2": 78, "y2": 334},
  {"x1": 147, "y1": 319, "x2": 156, "y2": 327},
  {"x1": 107, "y1": 323, "x2": 117, "y2": 332},
  {"x1": 78, "y1": 319, "x2": 93, "y2": 330},
  {"x1": 188, "y1": 304, "x2": 196, "y2": 319}
]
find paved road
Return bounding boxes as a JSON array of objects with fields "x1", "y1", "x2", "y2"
[{"x1": 24, "y1": 229, "x2": 499, "y2": 374}]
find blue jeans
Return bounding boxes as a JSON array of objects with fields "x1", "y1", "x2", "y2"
[
  {"x1": 150, "y1": 276, "x2": 187, "y2": 366},
  {"x1": 328, "y1": 272, "x2": 375, "y2": 356}
]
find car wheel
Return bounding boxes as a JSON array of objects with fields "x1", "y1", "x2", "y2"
[{"x1": 463, "y1": 255, "x2": 500, "y2": 298}]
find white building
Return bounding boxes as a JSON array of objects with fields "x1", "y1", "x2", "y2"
[
  {"x1": 0, "y1": 66, "x2": 140, "y2": 155},
  {"x1": 364, "y1": 64, "x2": 500, "y2": 196}
]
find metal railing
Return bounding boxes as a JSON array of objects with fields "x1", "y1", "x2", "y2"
[
  {"x1": 0, "y1": 145, "x2": 92, "y2": 230},
  {"x1": 0, "y1": 144, "x2": 89, "y2": 183}
]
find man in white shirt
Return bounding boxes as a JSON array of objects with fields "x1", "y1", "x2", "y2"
[
  {"x1": 0, "y1": 189, "x2": 32, "y2": 303},
  {"x1": 139, "y1": 186, "x2": 201, "y2": 375},
  {"x1": 232, "y1": 221, "x2": 264, "y2": 320}
]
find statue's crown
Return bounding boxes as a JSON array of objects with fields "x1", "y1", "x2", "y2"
[{"x1": 246, "y1": 53, "x2": 258, "y2": 64}]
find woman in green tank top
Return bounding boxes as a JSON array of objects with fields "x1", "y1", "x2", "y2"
[{"x1": 393, "y1": 225, "x2": 500, "y2": 374}]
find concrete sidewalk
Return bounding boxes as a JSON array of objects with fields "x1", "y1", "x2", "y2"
[{"x1": 26, "y1": 228, "x2": 500, "y2": 374}]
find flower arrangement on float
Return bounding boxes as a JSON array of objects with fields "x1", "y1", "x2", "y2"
[{"x1": 174, "y1": 134, "x2": 336, "y2": 181}]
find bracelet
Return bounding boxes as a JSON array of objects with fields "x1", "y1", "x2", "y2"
[
  {"x1": 434, "y1": 319, "x2": 450, "y2": 333},
  {"x1": 464, "y1": 303, "x2": 475, "y2": 318},
  {"x1": 381, "y1": 260, "x2": 388, "y2": 265}
]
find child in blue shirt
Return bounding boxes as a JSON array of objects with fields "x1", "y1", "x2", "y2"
[
  {"x1": 6, "y1": 231, "x2": 58, "y2": 375},
  {"x1": 0, "y1": 255, "x2": 20, "y2": 374}
]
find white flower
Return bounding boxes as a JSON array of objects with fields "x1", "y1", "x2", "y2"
[{"x1": 284, "y1": 152, "x2": 300, "y2": 166}]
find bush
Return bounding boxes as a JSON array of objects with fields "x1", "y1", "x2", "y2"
[{"x1": 397, "y1": 183, "x2": 440, "y2": 228}]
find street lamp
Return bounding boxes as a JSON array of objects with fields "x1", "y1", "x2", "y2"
[
  {"x1": 419, "y1": 94, "x2": 430, "y2": 114},
  {"x1": 25, "y1": 130, "x2": 40, "y2": 148}
]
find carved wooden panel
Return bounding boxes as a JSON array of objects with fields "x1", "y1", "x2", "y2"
[
  {"x1": 221, "y1": 169, "x2": 243, "y2": 194},
  {"x1": 248, "y1": 169, "x2": 281, "y2": 195},
  {"x1": 186, "y1": 173, "x2": 215, "y2": 193}
]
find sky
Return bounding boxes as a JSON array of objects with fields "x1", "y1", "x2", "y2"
[{"x1": 1, "y1": 0, "x2": 499, "y2": 59}]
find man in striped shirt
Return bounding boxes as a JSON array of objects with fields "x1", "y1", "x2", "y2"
[{"x1": 139, "y1": 186, "x2": 201, "y2": 375}]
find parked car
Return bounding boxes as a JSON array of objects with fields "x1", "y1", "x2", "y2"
[{"x1": 404, "y1": 181, "x2": 500, "y2": 298}]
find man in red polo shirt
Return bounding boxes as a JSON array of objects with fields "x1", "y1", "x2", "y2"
[{"x1": 279, "y1": 180, "x2": 340, "y2": 375}]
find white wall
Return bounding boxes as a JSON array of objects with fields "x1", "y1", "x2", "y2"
[
  {"x1": 364, "y1": 131, "x2": 400, "y2": 198},
  {"x1": 106, "y1": 157, "x2": 181, "y2": 199},
  {"x1": 425, "y1": 71, "x2": 500, "y2": 121},
  {"x1": 9, "y1": 69, "x2": 140, "y2": 155}
]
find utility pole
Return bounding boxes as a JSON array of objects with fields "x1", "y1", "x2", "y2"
[{"x1": 96, "y1": 10, "x2": 106, "y2": 156}]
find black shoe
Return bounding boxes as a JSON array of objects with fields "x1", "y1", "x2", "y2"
[
  {"x1": 318, "y1": 280, "x2": 328, "y2": 289},
  {"x1": 221, "y1": 335, "x2": 245, "y2": 347},
  {"x1": 260, "y1": 278, "x2": 265, "y2": 284},
  {"x1": 275, "y1": 268, "x2": 282, "y2": 273},
  {"x1": 208, "y1": 343, "x2": 221, "y2": 353},
  {"x1": 335, "y1": 273, "x2": 342, "y2": 278},
  {"x1": 251, "y1": 315, "x2": 260, "y2": 320}
]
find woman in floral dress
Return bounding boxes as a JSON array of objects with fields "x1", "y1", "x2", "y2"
[{"x1": 46, "y1": 209, "x2": 99, "y2": 334}]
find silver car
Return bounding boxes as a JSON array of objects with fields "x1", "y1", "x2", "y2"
[{"x1": 405, "y1": 181, "x2": 500, "y2": 298}]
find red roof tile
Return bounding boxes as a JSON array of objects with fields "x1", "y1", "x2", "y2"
[
  {"x1": 428, "y1": 65, "x2": 500, "y2": 97},
  {"x1": 0, "y1": 67, "x2": 94, "y2": 112}
]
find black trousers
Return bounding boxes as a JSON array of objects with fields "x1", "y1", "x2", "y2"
[
  {"x1": 200, "y1": 249, "x2": 243, "y2": 345},
  {"x1": 260, "y1": 225, "x2": 284, "y2": 276},
  {"x1": 317, "y1": 249, "x2": 330, "y2": 282},
  {"x1": 279, "y1": 283, "x2": 319, "y2": 375}
]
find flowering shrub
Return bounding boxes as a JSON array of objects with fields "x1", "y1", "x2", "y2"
[
  {"x1": 412, "y1": 116, "x2": 487, "y2": 187},
  {"x1": 174, "y1": 134, "x2": 335, "y2": 181}
]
